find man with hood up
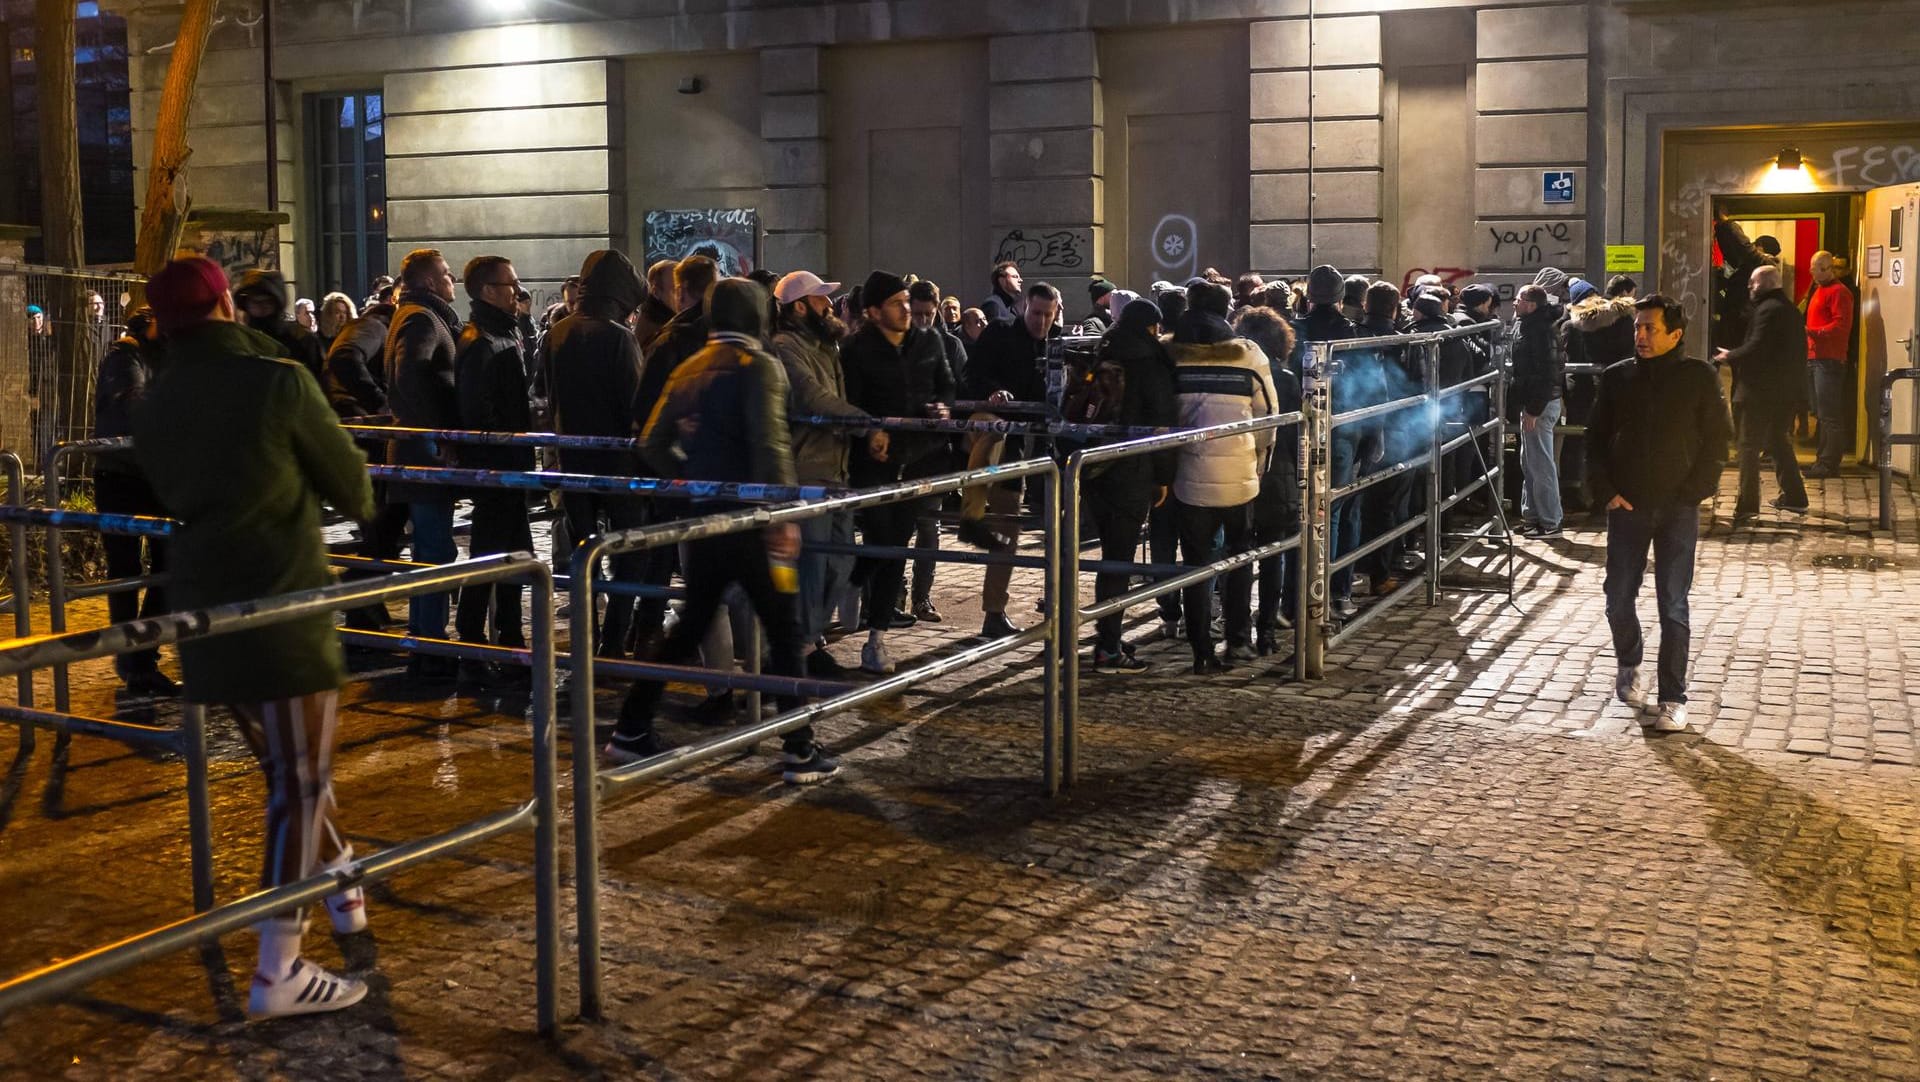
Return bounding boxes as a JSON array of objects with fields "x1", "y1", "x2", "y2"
[
  {"x1": 231, "y1": 268, "x2": 325, "y2": 379},
  {"x1": 540, "y1": 249, "x2": 651, "y2": 659},
  {"x1": 606, "y1": 278, "x2": 841, "y2": 786}
]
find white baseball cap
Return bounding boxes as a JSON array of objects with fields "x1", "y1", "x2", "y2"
[{"x1": 774, "y1": 270, "x2": 841, "y2": 305}]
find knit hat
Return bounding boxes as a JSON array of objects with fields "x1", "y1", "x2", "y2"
[
  {"x1": 861, "y1": 269, "x2": 908, "y2": 311},
  {"x1": 1458, "y1": 283, "x2": 1497, "y2": 311},
  {"x1": 1117, "y1": 297, "x2": 1163, "y2": 334},
  {"x1": 1306, "y1": 264, "x2": 1345, "y2": 306},
  {"x1": 1410, "y1": 288, "x2": 1448, "y2": 318},
  {"x1": 1754, "y1": 235, "x2": 1782, "y2": 257},
  {"x1": 1532, "y1": 267, "x2": 1570, "y2": 297},
  {"x1": 1088, "y1": 276, "x2": 1115, "y2": 303},
  {"x1": 147, "y1": 257, "x2": 231, "y2": 332},
  {"x1": 707, "y1": 278, "x2": 769, "y2": 340},
  {"x1": 1187, "y1": 279, "x2": 1231, "y2": 317},
  {"x1": 1568, "y1": 277, "x2": 1598, "y2": 303}
]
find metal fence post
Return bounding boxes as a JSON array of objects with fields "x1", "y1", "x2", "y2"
[
  {"x1": 1881, "y1": 370, "x2": 1899, "y2": 532},
  {"x1": 1424, "y1": 342, "x2": 1444, "y2": 606},
  {"x1": 569, "y1": 540, "x2": 606, "y2": 1020},
  {"x1": 1298, "y1": 342, "x2": 1333, "y2": 679},
  {"x1": 46, "y1": 518, "x2": 70, "y2": 716},
  {"x1": 526, "y1": 566, "x2": 560, "y2": 1038},
  {"x1": 4, "y1": 452, "x2": 33, "y2": 713},
  {"x1": 182, "y1": 702, "x2": 215, "y2": 913},
  {"x1": 1043, "y1": 467, "x2": 1064, "y2": 795},
  {"x1": 1056, "y1": 457, "x2": 1081, "y2": 793}
]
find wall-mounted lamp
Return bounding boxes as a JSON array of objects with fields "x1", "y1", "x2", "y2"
[
  {"x1": 1775, "y1": 147, "x2": 1803, "y2": 171},
  {"x1": 677, "y1": 76, "x2": 703, "y2": 95}
]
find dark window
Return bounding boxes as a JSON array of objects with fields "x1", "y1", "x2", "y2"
[
  {"x1": 1892, "y1": 207, "x2": 1905, "y2": 252},
  {"x1": 306, "y1": 90, "x2": 386, "y2": 299}
]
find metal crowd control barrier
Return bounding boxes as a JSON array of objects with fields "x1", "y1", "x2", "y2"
[
  {"x1": 3, "y1": 452, "x2": 33, "y2": 711},
  {"x1": 0, "y1": 553, "x2": 563, "y2": 1035},
  {"x1": 1879, "y1": 367, "x2": 1920, "y2": 531},
  {"x1": 569, "y1": 455, "x2": 1062, "y2": 1019},
  {"x1": 1298, "y1": 322, "x2": 1510, "y2": 677},
  {"x1": 1055, "y1": 410, "x2": 1305, "y2": 789}
]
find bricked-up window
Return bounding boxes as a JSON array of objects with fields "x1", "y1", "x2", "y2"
[{"x1": 307, "y1": 91, "x2": 386, "y2": 300}]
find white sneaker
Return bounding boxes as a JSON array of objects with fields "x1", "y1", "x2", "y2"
[
  {"x1": 248, "y1": 957, "x2": 368, "y2": 1019},
  {"x1": 320, "y1": 847, "x2": 368, "y2": 935},
  {"x1": 1652, "y1": 701, "x2": 1690, "y2": 733},
  {"x1": 1616, "y1": 665, "x2": 1646, "y2": 710},
  {"x1": 860, "y1": 639, "x2": 895, "y2": 675}
]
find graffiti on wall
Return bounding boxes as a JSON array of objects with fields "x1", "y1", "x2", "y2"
[
  {"x1": 643, "y1": 208, "x2": 759, "y2": 277},
  {"x1": 992, "y1": 227, "x2": 1091, "y2": 275},
  {"x1": 1819, "y1": 144, "x2": 1920, "y2": 189},
  {"x1": 197, "y1": 229, "x2": 278, "y2": 279},
  {"x1": 1487, "y1": 222, "x2": 1575, "y2": 268},
  {"x1": 1148, "y1": 214, "x2": 1198, "y2": 282},
  {"x1": 1401, "y1": 266, "x2": 1476, "y2": 294}
]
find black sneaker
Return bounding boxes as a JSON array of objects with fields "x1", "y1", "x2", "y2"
[
  {"x1": 956, "y1": 519, "x2": 1015, "y2": 552},
  {"x1": 1770, "y1": 497, "x2": 1809, "y2": 516},
  {"x1": 1192, "y1": 656, "x2": 1232, "y2": 676},
  {"x1": 781, "y1": 744, "x2": 842, "y2": 785},
  {"x1": 601, "y1": 731, "x2": 674, "y2": 765},
  {"x1": 805, "y1": 649, "x2": 847, "y2": 678},
  {"x1": 688, "y1": 692, "x2": 738, "y2": 725},
  {"x1": 980, "y1": 612, "x2": 1022, "y2": 639},
  {"x1": 121, "y1": 669, "x2": 180, "y2": 698},
  {"x1": 1093, "y1": 649, "x2": 1148, "y2": 675}
]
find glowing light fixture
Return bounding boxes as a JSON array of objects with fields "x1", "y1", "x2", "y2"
[
  {"x1": 1775, "y1": 147, "x2": 1803, "y2": 171},
  {"x1": 1757, "y1": 147, "x2": 1817, "y2": 194}
]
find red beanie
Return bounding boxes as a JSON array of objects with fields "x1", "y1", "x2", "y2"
[{"x1": 146, "y1": 257, "x2": 230, "y2": 332}]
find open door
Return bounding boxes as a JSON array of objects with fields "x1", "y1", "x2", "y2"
[{"x1": 1859, "y1": 183, "x2": 1920, "y2": 477}]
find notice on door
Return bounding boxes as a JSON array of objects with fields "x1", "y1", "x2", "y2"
[
  {"x1": 1894, "y1": 258, "x2": 1906, "y2": 287},
  {"x1": 1604, "y1": 245, "x2": 1646, "y2": 273}
]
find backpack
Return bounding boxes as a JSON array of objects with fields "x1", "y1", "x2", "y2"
[{"x1": 1062, "y1": 348, "x2": 1128, "y2": 426}]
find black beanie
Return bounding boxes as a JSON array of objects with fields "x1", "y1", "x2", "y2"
[
  {"x1": 707, "y1": 277, "x2": 769, "y2": 339},
  {"x1": 1117, "y1": 297, "x2": 1162, "y2": 334},
  {"x1": 862, "y1": 269, "x2": 908, "y2": 311},
  {"x1": 1187, "y1": 279, "x2": 1231, "y2": 317},
  {"x1": 1088, "y1": 276, "x2": 1115, "y2": 302},
  {"x1": 1307, "y1": 264, "x2": 1344, "y2": 306},
  {"x1": 1411, "y1": 288, "x2": 1447, "y2": 318},
  {"x1": 1458, "y1": 284, "x2": 1497, "y2": 311}
]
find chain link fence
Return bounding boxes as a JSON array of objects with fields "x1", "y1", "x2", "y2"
[{"x1": 0, "y1": 263, "x2": 146, "y2": 475}]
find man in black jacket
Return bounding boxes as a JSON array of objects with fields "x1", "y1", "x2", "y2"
[
  {"x1": 91, "y1": 307, "x2": 175, "y2": 695},
  {"x1": 385, "y1": 248, "x2": 466, "y2": 670},
  {"x1": 1715, "y1": 264, "x2": 1808, "y2": 519},
  {"x1": 1511, "y1": 284, "x2": 1565, "y2": 538},
  {"x1": 452, "y1": 256, "x2": 535, "y2": 681},
  {"x1": 907, "y1": 279, "x2": 967, "y2": 623},
  {"x1": 1589, "y1": 295, "x2": 1732, "y2": 734},
  {"x1": 232, "y1": 268, "x2": 325, "y2": 379},
  {"x1": 541, "y1": 249, "x2": 651, "y2": 658},
  {"x1": 979, "y1": 260, "x2": 1024, "y2": 326},
  {"x1": 324, "y1": 283, "x2": 409, "y2": 634}
]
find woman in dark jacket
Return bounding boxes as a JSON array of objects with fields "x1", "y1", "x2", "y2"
[
  {"x1": 134, "y1": 258, "x2": 378, "y2": 1020},
  {"x1": 1233, "y1": 306, "x2": 1302, "y2": 651}
]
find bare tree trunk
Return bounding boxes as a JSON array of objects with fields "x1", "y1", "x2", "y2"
[
  {"x1": 34, "y1": 0, "x2": 87, "y2": 465},
  {"x1": 132, "y1": 0, "x2": 217, "y2": 294}
]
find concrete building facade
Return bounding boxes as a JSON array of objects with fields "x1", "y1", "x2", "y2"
[{"x1": 102, "y1": 0, "x2": 1920, "y2": 327}]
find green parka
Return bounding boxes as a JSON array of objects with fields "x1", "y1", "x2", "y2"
[{"x1": 133, "y1": 320, "x2": 375, "y2": 704}]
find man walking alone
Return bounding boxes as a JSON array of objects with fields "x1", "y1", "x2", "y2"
[{"x1": 1587, "y1": 295, "x2": 1732, "y2": 732}]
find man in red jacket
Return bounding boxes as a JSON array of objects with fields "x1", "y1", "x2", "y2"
[{"x1": 1803, "y1": 250, "x2": 1856, "y2": 478}]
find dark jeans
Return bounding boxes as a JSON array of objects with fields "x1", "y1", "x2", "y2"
[
  {"x1": 1148, "y1": 501, "x2": 1182, "y2": 624},
  {"x1": 910, "y1": 510, "x2": 940, "y2": 608},
  {"x1": 615, "y1": 530, "x2": 811, "y2": 753},
  {"x1": 563, "y1": 493, "x2": 648, "y2": 656},
  {"x1": 1252, "y1": 491, "x2": 1299, "y2": 635},
  {"x1": 94, "y1": 471, "x2": 167, "y2": 675},
  {"x1": 1329, "y1": 433, "x2": 1361, "y2": 600},
  {"x1": 1604, "y1": 503, "x2": 1698, "y2": 704},
  {"x1": 854, "y1": 499, "x2": 922, "y2": 626},
  {"x1": 1362, "y1": 470, "x2": 1416, "y2": 580},
  {"x1": 1176, "y1": 500, "x2": 1253, "y2": 662},
  {"x1": 1086, "y1": 490, "x2": 1149, "y2": 655},
  {"x1": 407, "y1": 497, "x2": 457, "y2": 637},
  {"x1": 456, "y1": 490, "x2": 533, "y2": 647},
  {"x1": 1810, "y1": 359, "x2": 1849, "y2": 471},
  {"x1": 343, "y1": 501, "x2": 410, "y2": 632},
  {"x1": 1735, "y1": 397, "x2": 1807, "y2": 513}
]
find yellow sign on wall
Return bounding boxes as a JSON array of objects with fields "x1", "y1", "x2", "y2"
[{"x1": 1605, "y1": 244, "x2": 1646, "y2": 273}]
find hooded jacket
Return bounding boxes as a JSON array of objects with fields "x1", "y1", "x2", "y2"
[
  {"x1": 773, "y1": 311, "x2": 866, "y2": 485},
  {"x1": 1066, "y1": 323, "x2": 1180, "y2": 505},
  {"x1": 232, "y1": 268, "x2": 325, "y2": 379},
  {"x1": 641, "y1": 279, "x2": 797, "y2": 493},
  {"x1": 1166, "y1": 309, "x2": 1280, "y2": 508},
  {"x1": 539, "y1": 250, "x2": 646, "y2": 476},
  {"x1": 133, "y1": 320, "x2": 375, "y2": 703},
  {"x1": 1585, "y1": 346, "x2": 1732, "y2": 511},
  {"x1": 1565, "y1": 295, "x2": 1637, "y2": 369},
  {"x1": 385, "y1": 287, "x2": 464, "y2": 470},
  {"x1": 1511, "y1": 304, "x2": 1565, "y2": 417},
  {"x1": 1722, "y1": 287, "x2": 1806, "y2": 406},
  {"x1": 324, "y1": 301, "x2": 394, "y2": 418},
  {"x1": 455, "y1": 298, "x2": 534, "y2": 471}
]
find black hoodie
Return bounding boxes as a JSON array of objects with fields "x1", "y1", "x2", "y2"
[
  {"x1": 539, "y1": 250, "x2": 646, "y2": 476},
  {"x1": 232, "y1": 268, "x2": 324, "y2": 379}
]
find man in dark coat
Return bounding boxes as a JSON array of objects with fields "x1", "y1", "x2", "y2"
[
  {"x1": 452, "y1": 255, "x2": 535, "y2": 681},
  {"x1": 323, "y1": 282, "x2": 409, "y2": 633},
  {"x1": 1512, "y1": 285, "x2": 1566, "y2": 538},
  {"x1": 232, "y1": 268, "x2": 325, "y2": 379},
  {"x1": 135, "y1": 256, "x2": 377, "y2": 1019},
  {"x1": 1715, "y1": 264, "x2": 1809, "y2": 518},
  {"x1": 979, "y1": 260, "x2": 1024, "y2": 326},
  {"x1": 90, "y1": 306, "x2": 174, "y2": 695}
]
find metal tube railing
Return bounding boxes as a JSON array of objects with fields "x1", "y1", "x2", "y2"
[
  {"x1": 569, "y1": 455, "x2": 1061, "y2": 1019},
  {"x1": 4, "y1": 452, "x2": 34, "y2": 712},
  {"x1": 1879, "y1": 367, "x2": 1920, "y2": 531},
  {"x1": 0, "y1": 552, "x2": 563, "y2": 1036}
]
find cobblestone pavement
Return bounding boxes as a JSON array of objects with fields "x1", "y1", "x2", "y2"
[{"x1": 1, "y1": 469, "x2": 1918, "y2": 1080}]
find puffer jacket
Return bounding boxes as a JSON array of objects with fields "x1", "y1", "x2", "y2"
[
  {"x1": 641, "y1": 281, "x2": 797, "y2": 493},
  {"x1": 1511, "y1": 304, "x2": 1565, "y2": 418},
  {"x1": 1167, "y1": 310, "x2": 1280, "y2": 508},
  {"x1": 323, "y1": 302, "x2": 394, "y2": 418},
  {"x1": 773, "y1": 315, "x2": 865, "y2": 485},
  {"x1": 1566, "y1": 295, "x2": 1637, "y2": 368}
]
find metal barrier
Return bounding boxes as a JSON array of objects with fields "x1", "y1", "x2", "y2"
[
  {"x1": 1879, "y1": 366, "x2": 1920, "y2": 531},
  {"x1": 0, "y1": 552, "x2": 563, "y2": 1035},
  {"x1": 3, "y1": 452, "x2": 32, "y2": 710},
  {"x1": 569, "y1": 455, "x2": 1062, "y2": 1019}
]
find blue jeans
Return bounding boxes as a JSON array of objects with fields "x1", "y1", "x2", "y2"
[
  {"x1": 798, "y1": 510, "x2": 854, "y2": 643},
  {"x1": 1809, "y1": 359, "x2": 1848, "y2": 470},
  {"x1": 1519, "y1": 397, "x2": 1564, "y2": 529},
  {"x1": 407, "y1": 498, "x2": 457, "y2": 638},
  {"x1": 1604, "y1": 503, "x2": 1698, "y2": 703}
]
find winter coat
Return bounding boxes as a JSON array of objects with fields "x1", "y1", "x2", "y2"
[
  {"x1": 1722, "y1": 288, "x2": 1806, "y2": 407},
  {"x1": 1566, "y1": 295, "x2": 1637, "y2": 369},
  {"x1": 633, "y1": 294, "x2": 677, "y2": 353},
  {"x1": 540, "y1": 250, "x2": 647, "y2": 477},
  {"x1": 1805, "y1": 281, "x2": 1855, "y2": 362},
  {"x1": 773, "y1": 317, "x2": 865, "y2": 485},
  {"x1": 232, "y1": 268, "x2": 325, "y2": 379},
  {"x1": 1068, "y1": 326, "x2": 1180, "y2": 508},
  {"x1": 92, "y1": 335, "x2": 162, "y2": 478},
  {"x1": 979, "y1": 286, "x2": 1021, "y2": 326},
  {"x1": 638, "y1": 302, "x2": 709, "y2": 432},
  {"x1": 1166, "y1": 311, "x2": 1281, "y2": 508},
  {"x1": 642, "y1": 338, "x2": 797, "y2": 491},
  {"x1": 323, "y1": 303, "x2": 394, "y2": 419},
  {"x1": 1711, "y1": 217, "x2": 1771, "y2": 353},
  {"x1": 455, "y1": 299, "x2": 534, "y2": 472},
  {"x1": 385, "y1": 289, "x2": 464, "y2": 479},
  {"x1": 1290, "y1": 304, "x2": 1359, "y2": 373},
  {"x1": 840, "y1": 324, "x2": 955, "y2": 486},
  {"x1": 132, "y1": 320, "x2": 375, "y2": 703},
  {"x1": 1585, "y1": 346, "x2": 1733, "y2": 511},
  {"x1": 964, "y1": 318, "x2": 1054, "y2": 404},
  {"x1": 1511, "y1": 305, "x2": 1565, "y2": 417}
]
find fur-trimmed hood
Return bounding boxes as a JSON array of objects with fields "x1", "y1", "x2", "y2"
[{"x1": 1569, "y1": 294, "x2": 1634, "y2": 333}]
